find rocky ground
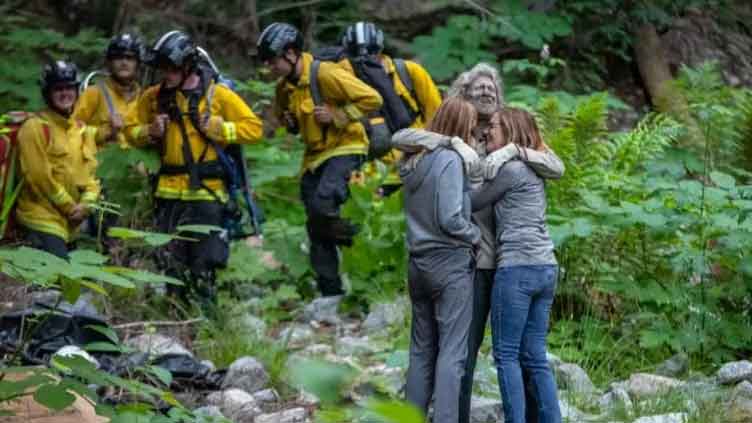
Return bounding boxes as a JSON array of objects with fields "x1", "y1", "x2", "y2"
[{"x1": 133, "y1": 295, "x2": 752, "y2": 423}]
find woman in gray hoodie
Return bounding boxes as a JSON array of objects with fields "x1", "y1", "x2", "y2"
[{"x1": 400, "y1": 97, "x2": 481, "y2": 423}]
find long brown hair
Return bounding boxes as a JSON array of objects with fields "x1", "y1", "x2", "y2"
[
  {"x1": 426, "y1": 97, "x2": 477, "y2": 144},
  {"x1": 496, "y1": 108, "x2": 544, "y2": 151}
]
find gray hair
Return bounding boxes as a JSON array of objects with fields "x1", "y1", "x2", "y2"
[{"x1": 447, "y1": 62, "x2": 505, "y2": 105}]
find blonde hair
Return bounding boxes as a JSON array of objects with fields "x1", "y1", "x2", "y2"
[{"x1": 426, "y1": 97, "x2": 477, "y2": 143}]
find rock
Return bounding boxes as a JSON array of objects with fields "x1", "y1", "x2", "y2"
[
  {"x1": 336, "y1": 336, "x2": 376, "y2": 356},
  {"x1": 193, "y1": 405, "x2": 225, "y2": 418},
  {"x1": 632, "y1": 413, "x2": 688, "y2": 423},
  {"x1": 625, "y1": 373, "x2": 684, "y2": 399},
  {"x1": 547, "y1": 352, "x2": 563, "y2": 368},
  {"x1": 279, "y1": 324, "x2": 315, "y2": 347},
  {"x1": 728, "y1": 398, "x2": 752, "y2": 422},
  {"x1": 125, "y1": 333, "x2": 192, "y2": 357},
  {"x1": 200, "y1": 359, "x2": 216, "y2": 372},
  {"x1": 656, "y1": 353, "x2": 689, "y2": 378},
  {"x1": 469, "y1": 396, "x2": 503, "y2": 423},
  {"x1": 222, "y1": 356, "x2": 270, "y2": 394},
  {"x1": 297, "y1": 389, "x2": 320, "y2": 407},
  {"x1": 206, "y1": 389, "x2": 261, "y2": 423},
  {"x1": 302, "y1": 343, "x2": 333, "y2": 356},
  {"x1": 366, "y1": 364, "x2": 404, "y2": 396},
  {"x1": 554, "y1": 363, "x2": 597, "y2": 396},
  {"x1": 598, "y1": 386, "x2": 632, "y2": 414},
  {"x1": 252, "y1": 388, "x2": 279, "y2": 404},
  {"x1": 301, "y1": 295, "x2": 343, "y2": 325},
  {"x1": 733, "y1": 381, "x2": 752, "y2": 400},
  {"x1": 717, "y1": 361, "x2": 752, "y2": 385},
  {"x1": 558, "y1": 398, "x2": 590, "y2": 421},
  {"x1": 31, "y1": 290, "x2": 100, "y2": 318},
  {"x1": 239, "y1": 314, "x2": 267, "y2": 338},
  {"x1": 361, "y1": 299, "x2": 407, "y2": 334},
  {"x1": 254, "y1": 407, "x2": 307, "y2": 423}
]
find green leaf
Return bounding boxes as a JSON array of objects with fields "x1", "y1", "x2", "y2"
[
  {"x1": 366, "y1": 399, "x2": 425, "y2": 423},
  {"x1": 83, "y1": 342, "x2": 124, "y2": 353},
  {"x1": 710, "y1": 171, "x2": 736, "y2": 190},
  {"x1": 85, "y1": 325, "x2": 119, "y2": 344},
  {"x1": 146, "y1": 366, "x2": 173, "y2": 387},
  {"x1": 176, "y1": 224, "x2": 224, "y2": 235},
  {"x1": 288, "y1": 359, "x2": 356, "y2": 405},
  {"x1": 69, "y1": 250, "x2": 109, "y2": 265},
  {"x1": 33, "y1": 384, "x2": 76, "y2": 411},
  {"x1": 61, "y1": 278, "x2": 81, "y2": 305}
]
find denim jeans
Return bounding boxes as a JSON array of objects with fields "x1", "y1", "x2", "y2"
[{"x1": 491, "y1": 265, "x2": 560, "y2": 423}]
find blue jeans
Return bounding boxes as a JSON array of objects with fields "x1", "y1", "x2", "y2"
[{"x1": 491, "y1": 265, "x2": 561, "y2": 423}]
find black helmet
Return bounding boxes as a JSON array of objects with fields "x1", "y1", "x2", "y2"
[
  {"x1": 257, "y1": 23, "x2": 303, "y2": 62},
  {"x1": 342, "y1": 22, "x2": 384, "y2": 57},
  {"x1": 144, "y1": 30, "x2": 197, "y2": 68},
  {"x1": 106, "y1": 33, "x2": 144, "y2": 61},
  {"x1": 40, "y1": 60, "x2": 81, "y2": 94}
]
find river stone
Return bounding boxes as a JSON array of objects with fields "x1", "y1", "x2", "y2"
[
  {"x1": 125, "y1": 333, "x2": 192, "y2": 357},
  {"x1": 717, "y1": 361, "x2": 752, "y2": 385},
  {"x1": 361, "y1": 299, "x2": 407, "y2": 334},
  {"x1": 206, "y1": 389, "x2": 261, "y2": 423},
  {"x1": 632, "y1": 413, "x2": 688, "y2": 423},
  {"x1": 625, "y1": 373, "x2": 684, "y2": 399},
  {"x1": 238, "y1": 314, "x2": 267, "y2": 338},
  {"x1": 469, "y1": 396, "x2": 503, "y2": 423},
  {"x1": 598, "y1": 386, "x2": 632, "y2": 414},
  {"x1": 336, "y1": 336, "x2": 376, "y2": 356},
  {"x1": 221, "y1": 356, "x2": 269, "y2": 394},
  {"x1": 279, "y1": 324, "x2": 315, "y2": 347},
  {"x1": 656, "y1": 353, "x2": 689, "y2": 378},
  {"x1": 254, "y1": 407, "x2": 307, "y2": 423},
  {"x1": 302, "y1": 295, "x2": 342, "y2": 325},
  {"x1": 554, "y1": 362, "x2": 597, "y2": 396}
]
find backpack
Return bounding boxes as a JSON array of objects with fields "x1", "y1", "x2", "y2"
[
  {"x1": 0, "y1": 112, "x2": 50, "y2": 238},
  {"x1": 309, "y1": 54, "x2": 418, "y2": 160}
]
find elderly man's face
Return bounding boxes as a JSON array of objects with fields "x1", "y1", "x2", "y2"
[{"x1": 468, "y1": 76, "x2": 498, "y2": 117}]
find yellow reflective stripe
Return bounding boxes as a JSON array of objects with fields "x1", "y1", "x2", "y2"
[
  {"x1": 304, "y1": 145, "x2": 367, "y2": 172},
  {"x1": 222, "y1": 122, "x2": 237, "y2": 143},
  {"x1": 154, "y1": 187, "x2": 228, "y2": 202},
  {"x1": 81, "y1": 191, "x2": 98, "y2": 204},
  {"x1": 342, "y1": 103, "x2": 364, "y2": 121},
  {"x1": 49, "y1": 186, "x2": 73, "y2": 206}
]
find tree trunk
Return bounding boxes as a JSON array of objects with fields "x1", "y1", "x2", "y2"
[{"x1": 633, "y1": 22, "x2": 701, "y2": 146}]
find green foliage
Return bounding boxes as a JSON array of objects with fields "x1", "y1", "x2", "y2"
[{"x1": 0, "y1": 15, "x2": 106, "y2": 110}]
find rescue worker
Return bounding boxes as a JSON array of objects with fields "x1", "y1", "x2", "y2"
[
  {"x1": 257, "y1": 23, "x2": 383, "y2": 297},
  {"x1": 340, "y1": 21, "x2": 441, "y2": 196},
  {"x1": 124, "y1": 31, "x2": 263, "y2": 306},
  {"x1": 73, "y1": 33, "x2": 144, "y2": 147},
  {"x1": 16, "y1": 61, "x2": 101, "y2": 259}
]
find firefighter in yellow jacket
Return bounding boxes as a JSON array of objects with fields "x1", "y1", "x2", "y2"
[
  {"x1": 257, "y1": 23, "x2": 383, "y2": 297},
  {"x1": 73, "y1": 33, "x2": 144, "y2": 147},
  {"x1": 340, "y1": 21, "x2": 442, "y2": 196},
  {"x1": 124, "y1": 31, "x2": 263, "y2": 305},
  {"x1": 16, "y1": 61, "x2": 100, "y2": 258}
]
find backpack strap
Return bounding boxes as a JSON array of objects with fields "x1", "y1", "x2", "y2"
[
  {"x1": 394, "y1": 59, "x2": 416, "y2": 101},
  {"x1": 309, "y1": 60, "x2": 323, "y2": 106},
  {"x1": 97, "y1": 80, "x2": 118, "y2": 121}
]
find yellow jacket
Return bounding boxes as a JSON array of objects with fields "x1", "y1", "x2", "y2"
[
  {"x1": 340, "y1": 55, "x2": 442, "y2": 186},
  {"x1": 125, "y1": 81, "x2": 263, "y2": 202},
  {"x1": 72, "y1": 76, "x2": 140, "y2": 148},
  {"x1": 273, "y1": 52, "x2": 383, "y2": 173},
  {"x1": 15, "y1": 110, "x2": 101, "y2": 242}
]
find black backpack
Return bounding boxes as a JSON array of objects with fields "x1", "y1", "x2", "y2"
[{"x1": 309, "y1": 53, "x2": 418, "y2": 159}]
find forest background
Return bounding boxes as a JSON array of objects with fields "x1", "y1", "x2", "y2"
[{"x1": 2, "y1": 0, "x2": 752, "y2": 422}]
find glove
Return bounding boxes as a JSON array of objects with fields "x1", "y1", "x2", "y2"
[
  {"x1": 484, "y1": 143, "x2": 520, "y2": 180},
  {"x1": 450, "y1": 136, "x2": 482, "y2": 177},
  {"x1": 202, "y1": 115, "x2": 225, "y2": 141}
]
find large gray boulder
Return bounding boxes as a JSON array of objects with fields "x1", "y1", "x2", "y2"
[
  {"x1": 623, "y1": 373, "x2": 684, "y2": 399},
  {"x1": 717, "y1": 361, "x2": 752, "y2": 385},
  {"x1": 206, "y1": 389, "x2": 261, "y2": 423},
  {"x1": 221, "y1": 356, "x2": 270, "y2": 394}
]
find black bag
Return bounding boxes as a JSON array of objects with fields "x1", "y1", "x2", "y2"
[{"x1": 308, "y1": 53, "x2": 418, "y2": 160}]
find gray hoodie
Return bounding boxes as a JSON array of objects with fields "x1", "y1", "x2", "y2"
[{"x1": 401, "y1": 146, "x2": 481, "y2": 256}]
